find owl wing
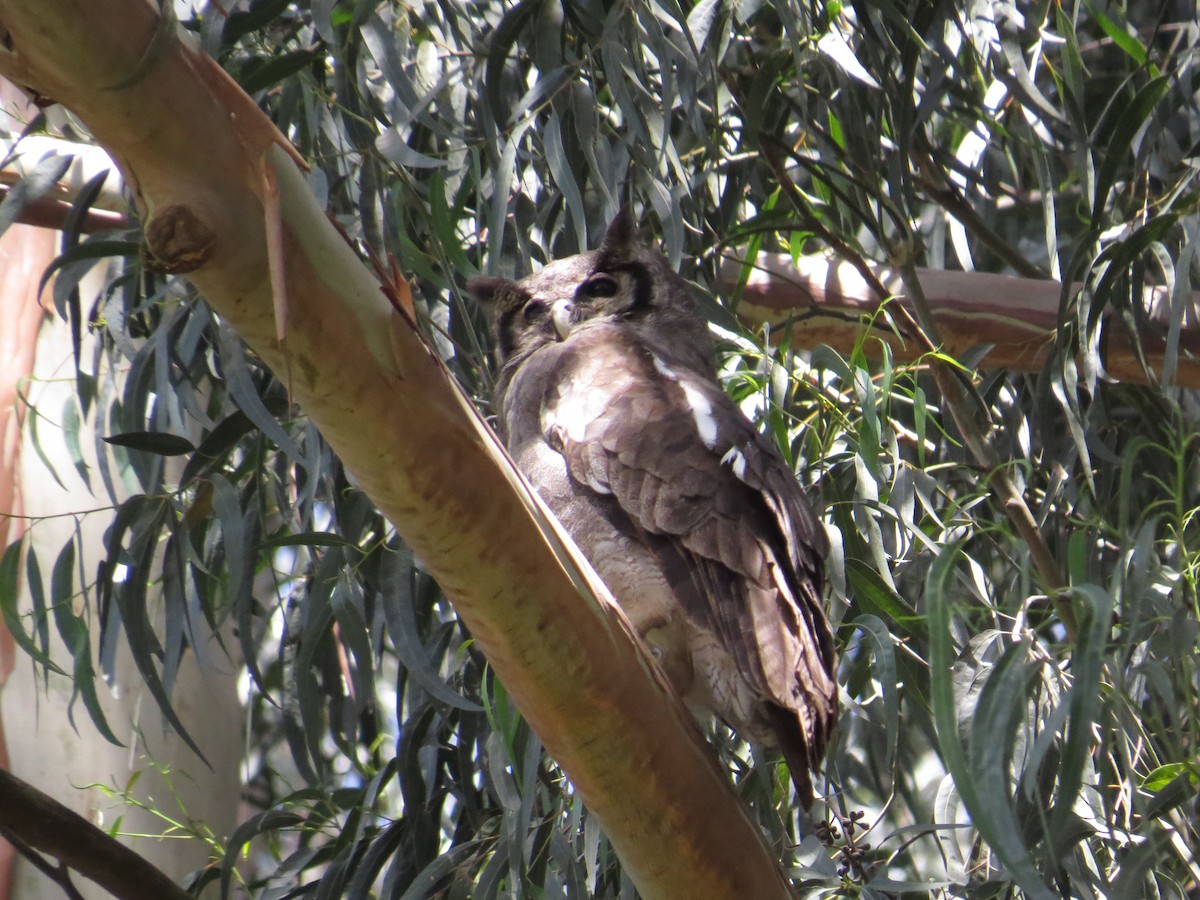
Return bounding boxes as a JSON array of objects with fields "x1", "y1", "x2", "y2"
[{"x1": 541, "y1": 324, "x2": 838, "y2": 795}]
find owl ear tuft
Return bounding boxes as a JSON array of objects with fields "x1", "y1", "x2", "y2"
[
  {"x1": 600, "y1": 205, "x2": 638, "y2": 254},
  {"x1": 467, "y1": 276, "x2": 513, "y2": 305}
]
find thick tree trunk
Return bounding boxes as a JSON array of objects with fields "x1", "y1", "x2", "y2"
[{"x1": 0, "y1": 221, "x2": 50, "y2": 900}]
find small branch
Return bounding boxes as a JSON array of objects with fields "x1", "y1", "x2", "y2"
[
  {"x1": 0, "y1": 827, "x2": 86, "y2": 900},
  {"x1": 895, "y1": 259, "x2": 1078, "y2": 639},
  {"x1": 0, "y1": 182, "x2": 128, "y2": 231},
  {"x1": 756, "y1": 138, "x2": 893, "y2": 305},
  {"x1": 0, "y1": 769, "x2": 192, "y2": 900},
  {"x1": 913, "y1": 172, "x2": 1050, "y2": 280}
]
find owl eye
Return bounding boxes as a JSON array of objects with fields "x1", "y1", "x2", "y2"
[
  {"x1": 522, "y1": 299, "x2": 548, "y2": 323},
  {"x1": 580, "y1": 274, "x2": 619, "y2": 299}
]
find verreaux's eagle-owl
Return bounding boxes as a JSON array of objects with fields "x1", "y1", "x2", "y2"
[{"x1": 469, "y1": 211, "x2": 838, "y2": 805}]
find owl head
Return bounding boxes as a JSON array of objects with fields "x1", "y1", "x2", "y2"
[{"x1": 469, "y1": 210, "x2": 709, "y2": 369}]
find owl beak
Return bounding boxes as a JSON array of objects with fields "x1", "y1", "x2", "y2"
[{"x1": 551, "y1": 299, "x2": 574, "y2": 340}]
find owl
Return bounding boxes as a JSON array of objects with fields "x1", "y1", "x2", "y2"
[{"x1": 469, "y1": 210, "x2": 838, "y2": 805}]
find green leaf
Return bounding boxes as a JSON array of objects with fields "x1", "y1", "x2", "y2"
[
  {"x1": 1084, "y1": 0, "x2": 1148, "y2": 66},
  {"x1": 483, "y1": 0, "x2": 542, "y2": 123},
  {"x1": 223, "y1": 0, "x2": 292, "y2": 43},
  {"x1": 111, "y1": 498, "x2": 210, "y2": 765},
  {"x1": 846, "y1": 558, "x2": 919, "y2": 633},
  {"x1": 103, "y1": 431, "x2": 197, "y2": 456},
  {"x1": 928, "y1": 543, "x2": 1056, "y2": 900},
  {"x1": 0, "y1": 153, "x2": 73, "y2": 240},
  {"x1": 214, "y1": 323, "x2": 302, "y2": 460},
  {"x1": 0, "y1": 541, "x2": 66, "y2": 676},
  {"x1": 49, "y1": 540, "x2": 122, "y2": 747},
  {"x1": 1091, "y1": 75, "x2": 1170, "y2": 224},
  {"x1": 220, "y1": 808, "x2": 306, "y2": 897},
  {"x1": 258, "y1": 531, "x2": 357, "y2": 550},
  {"x1": 239, "y1": 48, "x2": 323, "y2": 94},
  {"x1": 62, "y1": 397, "x2": 90, "y2": 490},
  {"x1": 1142, "y1": 762, "x2": 1199, "y2": 793},
  {"x1": 378, "y1": 542, "x2": 481, "y2": 712},
  {"x1": 851, "y1": 614, "x2": 899, "y2": 771},
  {"x1": 210, "y1": 473, "x2": 264, "y2": 691},
  {"x1": 179, "y1": 409, "x2": 261, "y2": 486},
  {"x1": 1047, "y1": 585, "x2": 1111, "y2": 837},
  {"x1": 38, "y1": 239, "x2": 141, "y2": 301},
  {"x1": 330, "y1": 579, "x2": 374, "y2": 707}
]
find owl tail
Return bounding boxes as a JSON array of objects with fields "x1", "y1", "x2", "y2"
[{"x1": 767, "y1": 704, "x2": 818, "y2": 809}]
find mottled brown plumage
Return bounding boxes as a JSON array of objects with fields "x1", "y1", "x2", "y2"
[{"x1": 469, "y1": 211, "x2": 838, "y2": 805}]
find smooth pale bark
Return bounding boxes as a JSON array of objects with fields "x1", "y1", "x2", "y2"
[
  {"x1": 0, "y1": 222, "x2": 51, "y2": 899},
  {"x1": 0, "y1": 3, "x2": 794, "y2": 898},
  {"x1": 5, "y1": 309, "x2": 243, "y2": 900},
  {"x1": 726, "y1": 253, "x2": 1200, "y2": 388}
]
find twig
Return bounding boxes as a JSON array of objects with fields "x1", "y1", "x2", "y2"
[
  {"x1": 895, "y1": 257, "x2": 1078, "y2": 639},
  {"x1": 0, "y1": 827, "x2": 86, "y2": 900},
  {"x1": 0, "y1": 183, "x2": 128, "y2": 232},
  {"x1": 751, "y1": 130, "x2": 1078, "y2": 639}
]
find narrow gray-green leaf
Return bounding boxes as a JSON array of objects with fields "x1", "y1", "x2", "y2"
[
  {"x1": 0, "y1": 541, "x2": 65, "y2": 675},
  {"x1": 215, "y1": 323, "x2": 302, "y2": 460},
  {"x1": 928, "y1": 543, "x2": 1055, "y2": 899},
  {"x1": 378, "y1": 543, "x2": 480, "y2": 712},
  {"x1": 0, "y1": 153, "x2": 73, "y2": 240},
  {"x1": 853, "y1": 614, "x2": 899, "y2": 770},
  {"x1": 48, "y1": 539, "x2": 122, "y2": 746}
]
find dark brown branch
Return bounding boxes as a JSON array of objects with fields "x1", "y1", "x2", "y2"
[
  {"x1": 0, "y1": 827, "x2": 86, "y2": 900},
  {"x1": 0, "y1": 769, "x2": 192, "y2": 900}
]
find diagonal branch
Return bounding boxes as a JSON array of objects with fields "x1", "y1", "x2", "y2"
[{"x1": 0, "y1": 769, "x2": 191, "y2": 900}]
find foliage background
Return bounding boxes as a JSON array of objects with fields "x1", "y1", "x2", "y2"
[{"x1": 3, "y1": 0, "x2": 1199, "y2": 896}]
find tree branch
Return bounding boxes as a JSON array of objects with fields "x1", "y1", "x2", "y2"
[
  {"x1": 0, "y1": 769, "x2": 191, "y2": 900},
  {"x1": 723, "y1": 252, "x2": 1200, "y2": 389}
]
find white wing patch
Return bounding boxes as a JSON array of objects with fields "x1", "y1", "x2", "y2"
[
  {"x1": 652, "y1": 354, "x2": 719, "y2": 450},
  {"x1": 651, "y1": 354, "x2": 679, "y2": 380},
  {"x1": 680, "y1": 382, "x2": 719, "y2": 449},
  {"x1": 721, "y1": 445, "x2": 749, "y2": 480}
]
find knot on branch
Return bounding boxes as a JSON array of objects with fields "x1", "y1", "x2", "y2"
[{"x1": 145, "y1": 204, "x2": 215, "y2": 273}]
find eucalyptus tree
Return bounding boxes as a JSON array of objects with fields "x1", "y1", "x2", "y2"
[{"x1": 0, "y1": 2, "x2": 1197, "y2": 898}]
